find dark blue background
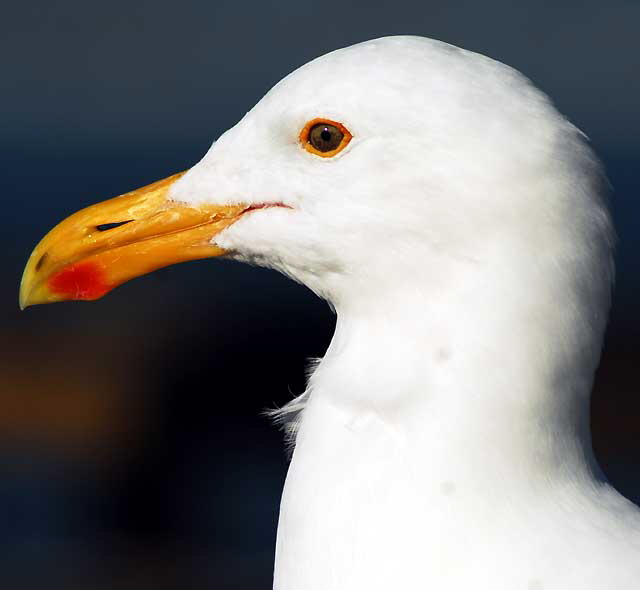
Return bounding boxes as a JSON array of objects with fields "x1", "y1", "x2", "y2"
[{"x1": 2, "y1": 1, "x2": 639, "y2": 587}]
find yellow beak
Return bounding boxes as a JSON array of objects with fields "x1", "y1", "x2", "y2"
[{"x1": 19, "y1": 171, "x2": 248, "y2": 309}]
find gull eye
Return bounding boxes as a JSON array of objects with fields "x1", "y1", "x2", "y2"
[
  {"x1": 310, "y1": 124, "x2": 342, "y2": 151},
  {"x1": 300, "y1": 118, "x2": 352, "y2": 157}
]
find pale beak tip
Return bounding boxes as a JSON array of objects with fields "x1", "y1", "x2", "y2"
[
  {"x1": 19, "y1": 285, "x2": 30, "y2": 311},
  {"x1": 19, "y1": 264, "x2": 37, "y2": 310}
]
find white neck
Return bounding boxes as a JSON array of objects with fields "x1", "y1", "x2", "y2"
[
  {"x1": 317, "y1": 283, "x2": 600, "y2": 477},
  {"x1": 273, "y1": 254, "x2": 611, "y2": 589}
]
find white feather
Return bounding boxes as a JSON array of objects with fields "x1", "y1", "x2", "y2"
[{"x1": 170, "y1": 36, "x2": 638, "y2": 589}]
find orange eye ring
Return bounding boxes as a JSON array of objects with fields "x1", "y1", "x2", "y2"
[{"x1": 299, "y1": 118, "x2": 353, "y2": 158}]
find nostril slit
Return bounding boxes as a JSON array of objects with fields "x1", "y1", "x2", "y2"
[
  {"x1": 96, "y1": 220, "x2": 134, "y2": 232},
  {"x1": 35, "y1": 252, "x2": 48, "y2": 272}
]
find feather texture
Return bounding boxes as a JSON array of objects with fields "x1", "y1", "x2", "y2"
[{"x1": 168, "y1": 36, "x2": 637, "y2": 590}]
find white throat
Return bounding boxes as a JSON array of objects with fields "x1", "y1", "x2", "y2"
[{"x1": 273, "y1": 232, "x2": 614, "y2": 589}]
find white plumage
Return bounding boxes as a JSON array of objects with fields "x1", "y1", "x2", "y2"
[{"x1": 170, "y1": 36, "x2": 639, "y2": 589}]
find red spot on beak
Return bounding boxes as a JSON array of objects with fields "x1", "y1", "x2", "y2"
[{"x1": 48, "y1": 261, "x2": 111, "y2": 300}]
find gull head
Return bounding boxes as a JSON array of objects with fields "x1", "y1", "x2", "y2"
[
  {"x1": 20, "y1": 35, "x2": 613, "y2": 338},
  {"x1": 172, "y1": 36, "x2": 614, "y2": 315}
]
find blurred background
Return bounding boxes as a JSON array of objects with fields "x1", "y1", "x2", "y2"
[{"x1": 2, "y1": 0, "x2": 639, "y2": 587}]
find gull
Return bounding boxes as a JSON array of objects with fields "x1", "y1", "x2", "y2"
[{"x1": 20, "y1": 36, "x2": 640, "y2": 589}]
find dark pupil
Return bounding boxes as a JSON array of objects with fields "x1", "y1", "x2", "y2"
[{"x1": 309, "y1": 123, "x2": 343, "y2": 152}]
